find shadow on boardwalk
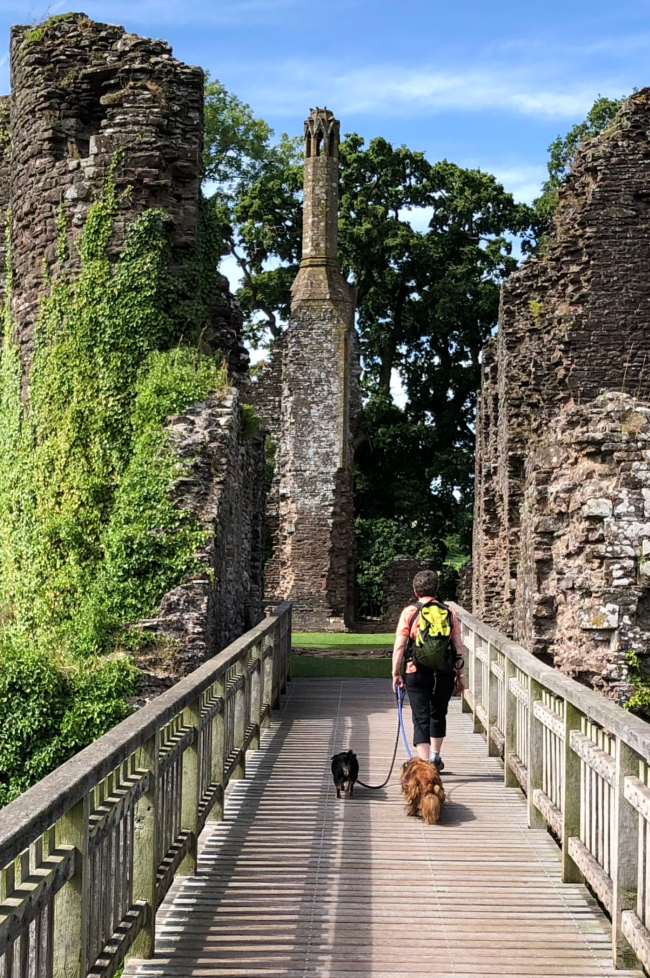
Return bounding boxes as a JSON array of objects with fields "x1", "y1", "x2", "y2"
[{"x1": 125, "y1": 679, "x2": 641, "y2": 978}]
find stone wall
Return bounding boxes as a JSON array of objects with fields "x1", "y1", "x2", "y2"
[
  {"x1": 456, "y1": 560, "x2": 473, "y2": 613},
  {"x1": 10, "y1": 15, "x2": 202, "y2": 370},
  {"x1": 134, "y1": 388, "x2": 266, "y2": 698},
  {"x1": 382, "y1": 556, "x2": 434, "y2": 627},
  {"x1": 472, "y1": 337, "x2": 503, "y2": 626},
  {"x1": 0, "y1": 97, "x2": 11, "y2": 303},
  {"x1": 249, "y1": 336, "x2": 284, "y2": 604},
  {"x1": 471, "y1": 89, "x2": 650, "y2": 699},
  {"x1": 0, "y1": 16, "x2": 264, "y2": 693}
]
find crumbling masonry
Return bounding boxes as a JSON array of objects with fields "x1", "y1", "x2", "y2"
[
  {"x1": 470, "y1": 89, "x2": 650, "y2": 701},
  {"x1": 253, "y1": 109, "x2": 360, "y2": 631},
  {"x1": 7, "y1": 14, "x2": 248, "y2": 380},
  {"x1": 1, "y1": 14, "x2": 264, "y2": 685}
]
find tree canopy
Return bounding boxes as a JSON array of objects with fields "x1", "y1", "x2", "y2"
[{"x1": 203, "y1": 86, "x2": 535, "y2": 601}]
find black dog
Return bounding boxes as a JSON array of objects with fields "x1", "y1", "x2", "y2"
[{"x1": 331, "y1": 750, "x2": 359, "y2": 798}]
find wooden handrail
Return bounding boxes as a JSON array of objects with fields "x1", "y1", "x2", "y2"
[
  {"x1": 452, "y1": 604, "x2": 650, "y2": 760},
  {"x1": 451, "y1": 601, "x2": 650, "y2": 971},
  {"x1": 0, "y1": 601, "x2": 292, "y2": 977}
]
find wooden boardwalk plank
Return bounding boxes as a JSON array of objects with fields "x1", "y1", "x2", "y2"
[{"x1": 124, "y1": 679, "x2": 642, "y2": 978}]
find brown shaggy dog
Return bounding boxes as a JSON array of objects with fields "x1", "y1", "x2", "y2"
[{"x1": 401, "y1": 757, "x2": 446, "y2": 824}]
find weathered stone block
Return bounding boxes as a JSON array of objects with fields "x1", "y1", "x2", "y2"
[
  {"x1": 582, "y1": 498, "x2": 613, "y2": 518},
  {"x1": 577, "y1": 604, "x2": 620, "y2": 630}
]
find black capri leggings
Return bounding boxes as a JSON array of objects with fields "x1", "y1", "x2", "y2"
[{"x1": 404, "y1": 665, "x2": 456, "y2": 744}]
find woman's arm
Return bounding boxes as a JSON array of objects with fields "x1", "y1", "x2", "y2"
[
  {"x1": 451, "y1": 629, "x2": 465, "y2": 694},
  {"x1": 392, "y1": 634, "x2": 408, "y2": 692}
]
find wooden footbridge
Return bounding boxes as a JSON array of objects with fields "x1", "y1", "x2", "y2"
[{"x1": 3, "y1": 603, "x2": 650, "y2": 977}]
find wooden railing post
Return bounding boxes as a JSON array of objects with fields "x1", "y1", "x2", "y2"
[
  {"x1": 179, "y1": 697, "x2": 201, "y2": 876},
  {"x1": 561, "y1": 702, "x2": 583, "y2": 883},
  {"x1": 612, "y1": 738, "x2": 641, "y2": 969},
  {"x1": 280, "y1": 619, "x2": 289, "y2": 694},
  {"x1": 504, "y1": 657, "x2": 519, "y2": 787},
  {"x1": 286, "y1": 606, "x2": 292, "y2": 685},
  {"x1": 272, "y1": 624, "x2": 281, "y2": 710},
  {"x1": 53, "y1": 796, "x2": 90, "y2": 978},
  {"x1": 470, "y1": 634, "x2": 483, "y2": 733},
  {"x1": 261, "y1": 634, "x2": 274, "y2": 728},
  {"x1": 232, "y1": 660, "x2": 246, "y2": 781},
  {"x1": 252, "y1": 645, "x2": 264, "y2": 750},
  {"x1": 460, "y1": 624, "x2": 472, "y2": 714},
  {"x1": 206, "y1": 677, "x2": 226, "y2": 823},
  {"x1": 527, "y1": 678, "x2": 546, "y2": 830},
  {"x1": 129, "y1": 730, "x2": 159, "y2": 960},
  {"x1": 487, "y1": 643, "x2": 500, "y2": 756}
]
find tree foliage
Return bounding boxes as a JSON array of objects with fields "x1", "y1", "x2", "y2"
[
  {"x1": 205, "y1": 100, "x2": 534, "y2": 599},
  {"x1": 534, "y1": 95, "x2": 623, "y2": 224}
]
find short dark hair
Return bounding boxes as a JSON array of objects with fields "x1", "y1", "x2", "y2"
[{"x1": 413, "y1": 569, "x2": 438, "y2": 597}]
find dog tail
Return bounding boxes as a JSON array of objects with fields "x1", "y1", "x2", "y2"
[{"x1": 421, "y1": 791, "x2": 444, "y2": 825}]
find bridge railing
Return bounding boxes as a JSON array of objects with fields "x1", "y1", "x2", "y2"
[
  {"x1": 0, "y1": 601, "x2": 292, "y2": 978},
  {"x1": 452, "y1": 602, "x2": 650, "y2": 971}
]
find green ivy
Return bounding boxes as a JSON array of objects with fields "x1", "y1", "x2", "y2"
[
  {"x1": 625, "y1": 650, "x2": 650, "y2": 720},
  {"x1": 0, "y1": 162, "x2": 229, "y2": 803}
]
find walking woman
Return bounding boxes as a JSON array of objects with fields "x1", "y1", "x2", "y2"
[{"x1": 391, "y1": 570, "x2": 464, "y2": 771}]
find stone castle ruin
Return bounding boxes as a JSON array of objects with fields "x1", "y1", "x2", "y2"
[
  {"x1": 0, "y1": 14, "x2": 263, "y2": 691},
  {"x1": 469, "y1": 89, "x2": 650, "y2": 701},
  {"x1": 0, "y1": 14, "x2": 363, "y2": 674},
  {"x1": 252, "y1": 108, "x2": 360, "y2": 632}
]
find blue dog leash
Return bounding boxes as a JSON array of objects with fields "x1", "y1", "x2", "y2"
[
  {"x1": 397, "y1": 685, "x2": 413, "y2": 760},
  {"x1": 356, "y1": 686, "x2": 412, "y2": 790}
]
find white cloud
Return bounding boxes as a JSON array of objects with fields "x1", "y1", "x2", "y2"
[
  {"x1": 489, "y1": 164, "x2": 547, "y2": 204},
  {"x1": 249, "y1": 61, "x2": 619, "y2": 121},
  {"x1": 492, "y1": 32, "x2": 650, "y2": 61}
]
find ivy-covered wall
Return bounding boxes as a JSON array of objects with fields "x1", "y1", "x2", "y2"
[{"x1": 0, "y1": 16, "x2": 266, "y2": 805}]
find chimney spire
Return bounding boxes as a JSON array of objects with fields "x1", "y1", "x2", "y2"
[{"x1": 300, "y1": 107, "x2": 340, "y2": 267}]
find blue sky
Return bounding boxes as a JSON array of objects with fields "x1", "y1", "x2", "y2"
[{"x1": 0, "y1": 0, "x2": 646, "y2": 206}]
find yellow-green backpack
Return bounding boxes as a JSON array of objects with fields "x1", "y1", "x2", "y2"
[{"x1": 408, "y1": 599, "x2": 455, "y2": 673}]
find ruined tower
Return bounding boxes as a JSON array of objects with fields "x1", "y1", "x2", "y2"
[
  {"x1": 6, "y1": 13, "x2": 247, "y2": 382},
  {"x1": 255, "y1": 108, "x2": 359, "y2": 631}
]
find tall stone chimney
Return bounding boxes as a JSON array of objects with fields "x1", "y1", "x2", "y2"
[{"x1": 261, "y1": 107, "x2": 359, "y2": 631}]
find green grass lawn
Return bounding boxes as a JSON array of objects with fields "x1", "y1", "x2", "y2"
[
  {"x1": 292, "y1": 631, "x2": 394, "y2": 651},
  {"x1": 291, "y1": 656, "x2": 392, "y2": 678}
]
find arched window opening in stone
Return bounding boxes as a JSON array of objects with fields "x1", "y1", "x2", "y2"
[
  {"x1": 305, "y1": 132, "x2": 312, "y2": 158},
  {"x1": 315, "y1": 131, "x2": 323, "y2": 157}
]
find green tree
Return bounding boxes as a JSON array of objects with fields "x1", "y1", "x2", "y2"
[
  {"x1": 203, "y1": 77, "x2": 302, "y2": 342},
  {"x1": 203, "y1": 77, "x2": 273, "y2": 195},
  {"x1": 213, "y1": 109, "x2": 533, "y2": 599}
]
